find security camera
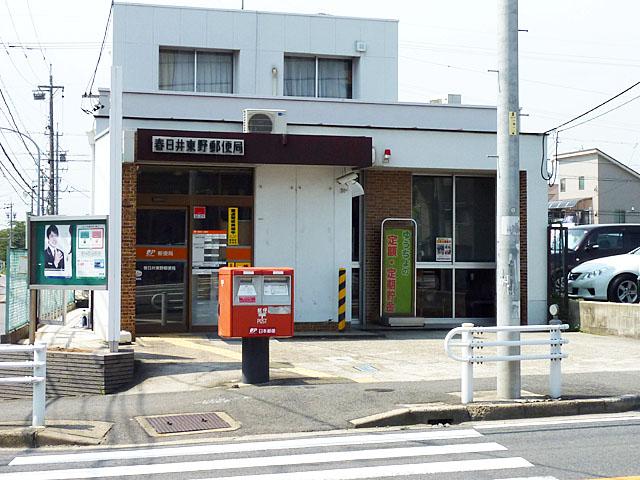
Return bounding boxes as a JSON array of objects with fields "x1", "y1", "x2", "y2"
[{"x1": 336, "y1": 171, "x2": 358, "y2": 185}]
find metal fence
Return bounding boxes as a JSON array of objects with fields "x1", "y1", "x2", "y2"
[
  {"x1": 4, "y1": 248, "x2": 76, "y2": 335},
  {"x1": 5, "y1": 249, "x2": 29, "y2": 333}
]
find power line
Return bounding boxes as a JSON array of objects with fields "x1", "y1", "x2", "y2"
[
  {"x1": 0, "y1": 139, "x2": 33, "y2": 192},
  {"x1": 558, "y1": 93, "x2": 640, "y2": 133},
  {"x1": 0, "y1": 86, "x2": 39, "y2": 168},
  {"x1": 3, "y1": 0, "x2": 41, "y2": 81},
  {"x1": 25, "y1": 0, "x2": 49, "y2": 66},
  {"x1": 83, "y1": 1, "x2": 113, "y2": 114}
]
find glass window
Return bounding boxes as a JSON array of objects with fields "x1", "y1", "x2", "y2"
[
  {"x1": 416, "y1": 269, "x2": 452, "y2": 318},
  {"x1": 136, "y1": 209, "x2": 186, "y2": 246},
  {"x1": 135, "y1": 261, "x2": 186, "y2": 327},
  {"x1": 318, "y1": 58, "x2": 352, "y2": 99},
  {"x1": 196, "y1": 51, "x2": 233, "y2": 93},
  {"x1": 578, "y1": 176, "x2": 585, "y2": 190},
  {"x1": 138, "y1": 167, "x2": 189, "y2": 194},
  {"x1": 560, "y1": 178, "x2": 566, "y2": 192},
  {"x1": 159, "y1": 48, "x2": 233, "y2": 93},
  {"x1": 352, "y1": 197, "x2": 360, "y2": 262},
  {"x1": 351, "y1": 268, "x2": 360, "y2": 320},
  {"x1": 284, "y1": 57, "x2": 316, "y2": 97},
  {"x1": 455, "y1": 177, "x2": 495, "y2": 262},
  {"x1": 412, "y1": 176, "x2": 453, "y2": 262},
  {"x1": 284, "y1": 56, "x2": 352, "y2": 99},
  {"x1": 455, "y1": 269, "x2": 495, "y2": 318},
  {"x1": 159, "y1": 49, "x2": 194, "y2": 92}
]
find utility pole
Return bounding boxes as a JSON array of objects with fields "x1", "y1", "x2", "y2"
[
  {"x1": 34, "y1": 65, "x2": 64, "y2": 215},
  {"x1": 55, "y1": 130, "x2": 60, "y2": 214},
  {"x1": 4, "y1": 202, "x2": 15, "y2": 248},
  {"x1": 496, "y1": 0, "x2": 521, "y2": 399}
]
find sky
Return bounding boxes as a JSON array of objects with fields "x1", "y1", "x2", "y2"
[{"x1": 1, "y1": 0, "x2": 639, "y2": 227}]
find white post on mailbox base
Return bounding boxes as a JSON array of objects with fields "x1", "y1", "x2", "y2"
[{"x1": 460, "y1": 323, "x2": 475, "y2": 404}]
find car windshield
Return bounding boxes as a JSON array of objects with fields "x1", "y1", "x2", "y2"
[{"x1": 567, "y1": 228, "x2": 588, "y2": 251}]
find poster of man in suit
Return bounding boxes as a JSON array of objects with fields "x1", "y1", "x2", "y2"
[{"x1": 43, "y1": 224, "x2": 71, "y2": 278}]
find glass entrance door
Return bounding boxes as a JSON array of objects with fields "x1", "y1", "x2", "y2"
[
  {"x1": 135, "y1": 208, "x2": 188, "y2": 332},
  {"x1": 190, "y1": 206, "x2": 253, "y2": 327}
]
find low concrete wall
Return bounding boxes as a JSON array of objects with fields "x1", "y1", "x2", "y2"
[
  {"x1": 0, "y1": 349, "x2": 134, "y2": 399},
  {"x1": 569, "y1": 299, "x2": 640, "y2": 339}
]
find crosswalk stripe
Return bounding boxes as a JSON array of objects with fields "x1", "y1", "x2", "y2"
[
  {"x1": 494, "y1": 477, "x2": 560, "y2": 480},
  {"x1": 0, "y1": 443, "x2": 509, "y2": 480},
  {"x1": 9, "y1": 429, "x2": 482, "y2": 466},
  {"x1": 193, "y1": 457, "x2": 534, "y2": 480}
]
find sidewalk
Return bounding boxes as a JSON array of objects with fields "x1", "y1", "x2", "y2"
[{"x1": 1, "y1": 323, "x2": 639, "y2": 447}]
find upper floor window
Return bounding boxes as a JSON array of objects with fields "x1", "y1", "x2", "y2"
[
  {"x1": 560, "y1": 178, "x2": 566, "y2": 192},
  {"x1": 578, "y1": 176, "x2": 585, "y2": 190},
  {"x1": 284, "y1": 56, "x2": 352, "y2": 99},
  {"x1": 159, "y1": 48, "x2": 233, "y2": 93}
]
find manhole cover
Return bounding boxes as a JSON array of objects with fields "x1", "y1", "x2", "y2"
[{"x1": 140, "y1": 412, "x2": 238, "y2": 435}]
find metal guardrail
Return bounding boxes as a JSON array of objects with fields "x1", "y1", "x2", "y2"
[
  {"x1": 444, "y1": 322, "x2": 569, "y2": 404},
  {"x1": 0, "y1": 343, "x2": 47, "y2": 427}
]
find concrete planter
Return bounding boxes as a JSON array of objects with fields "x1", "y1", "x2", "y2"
[
  {"x1": 0, "y1": 348, "x2": 134, "y2": 399},
  {"x1": 569, "y1": 299, "x2": 640, "y2": 339}
]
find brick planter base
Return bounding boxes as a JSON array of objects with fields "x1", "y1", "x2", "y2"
[{"x1": 0, "y1": 348, "x2": 134, "y2": 399}]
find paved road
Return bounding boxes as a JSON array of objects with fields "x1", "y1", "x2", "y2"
[{"x1": 1, "y1": 413, "x2": 638, "y2": 479}]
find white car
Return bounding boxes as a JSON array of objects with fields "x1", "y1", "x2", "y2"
[{"x1": 568, "y1": 247, "x2": 640, "y2": 303}]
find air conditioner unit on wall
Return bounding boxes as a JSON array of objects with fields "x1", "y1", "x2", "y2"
[{"x1": 242, "y1": 109, "x2": 287, "y2": 134}]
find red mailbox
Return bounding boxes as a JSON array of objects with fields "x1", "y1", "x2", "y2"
[{"x1": 218, "y1": 267, "x2": 294, "y2": 338}]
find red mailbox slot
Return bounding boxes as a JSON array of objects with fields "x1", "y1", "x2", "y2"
[{"x1": 218, "y1": 267, "x2": 294, "y2": 338}]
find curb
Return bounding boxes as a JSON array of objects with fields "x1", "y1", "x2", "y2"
[
  {"x1": 0, "y1": 421, "x2": 113, "y2": 448},
  {"x1": 350, "y1": 394, "x2": 640, "y2": 428}
]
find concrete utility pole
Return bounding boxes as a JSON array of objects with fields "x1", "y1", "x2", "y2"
[
  {"x1": 35, "y1": 65, "x2": 64, "y2": 215},
  {"x1": 4, "y1": 202, "x2": 15, "y2": 248},
  {"x1": 496, "y1": 0, "x2": 521, "y2": 399}
]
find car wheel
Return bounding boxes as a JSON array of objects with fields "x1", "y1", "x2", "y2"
[{"x1": 607, "y1": 274, "x2": 639, "y2": 303}]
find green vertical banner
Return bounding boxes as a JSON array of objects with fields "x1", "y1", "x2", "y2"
[{"x1": 381, "y1": 226, "x2": 415, "y2": 316}]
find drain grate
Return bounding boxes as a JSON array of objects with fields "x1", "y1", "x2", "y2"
[{"x1": 146, "y1": 412, "x2": 232, "y2": 434}]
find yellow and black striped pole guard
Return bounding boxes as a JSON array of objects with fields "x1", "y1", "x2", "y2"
[{"x1": 338, "y1": 267, "x2": 347, "y2": 331}]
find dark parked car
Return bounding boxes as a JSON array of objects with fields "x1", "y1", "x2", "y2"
[{"x1": 550, "y1": 224, "x2": 640, "y2": 292}]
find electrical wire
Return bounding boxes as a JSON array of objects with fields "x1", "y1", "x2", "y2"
[
  {"x1": 3, "y1": 0, "x2": 41, "y2": 80},
  {"x1": 83, "y1": 1, "x2": 113, "y2": 114},
  {"x1": 558, "y1": 93, "x2": 640, "y2": 133},
  {"x1": 0, "y1": 140, "x2": 34, "y2": 192},
  {"x1": 0, "y1": 87, "x2": 39, "y2": 168},
  {"x1": 540, "y1": 81, "x2": 640, "y2": 183},
  {"x1": 25, "y1": 0, "x2": 48, "y2": 67}
]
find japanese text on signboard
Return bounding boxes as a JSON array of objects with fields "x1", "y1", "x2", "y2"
[
  {"x1": 152, "y1": 136, "x2": 245, "y2": 156},
  {"x1": 381, "y1": 227, "x2": 415, "y2": 316}
]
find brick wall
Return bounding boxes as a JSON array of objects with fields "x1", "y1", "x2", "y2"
[
  {"x1": 121, "y1": 164, "x2": 137, "y2": 338},
  {"x1": 363, "y1": 170, "x2": 413, "y2": 325},
  {"x1": 520, "y1": 171, "x2": 528, "y2": 325}
]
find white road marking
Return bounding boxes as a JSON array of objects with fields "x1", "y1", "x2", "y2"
[
  {"x1": 0, "y1": 443, "x2": 509, "y2": 480},
  {"x1": 9, "y1": 429, "x2": 482, "y2": 466},
  {"x1": 194, "y1": 457, "x2": 534, "y2": 480},
  {"x1": 494, "y1": 477, "x2": 560, "y2": 480}
]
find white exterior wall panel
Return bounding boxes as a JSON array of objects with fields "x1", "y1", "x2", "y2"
[{"x1": 255, "y1": 166, "x2": 351, "y2": 323}]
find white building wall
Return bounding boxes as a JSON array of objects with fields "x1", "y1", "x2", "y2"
[
  {"x1": 113, "y1": 4, "x2": 398, "y2": 102},
  {"x1": 254, "y1": 165, "x2": 352, "y2": 323},
  {"x1": 597, "y1": 159, "x2": 640, "y2": 224},
  {"x1": 92, "y1": 133, "x2": 112, "y2": 340}
]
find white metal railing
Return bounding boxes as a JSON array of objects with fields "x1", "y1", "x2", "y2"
[
  {"x1": 444, "y1": 322, "x2": 569, "y2": 404},
  {"x1": 0, "y1": 343, "x2": 47, "y2": 427}
]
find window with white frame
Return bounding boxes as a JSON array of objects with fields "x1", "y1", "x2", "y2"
[
  {"x1": 159, "y1": 48, "x2": 233, "y2": 93},
  {"x1": 284, "y1": 56, "x2": 353, "y2": 99}
]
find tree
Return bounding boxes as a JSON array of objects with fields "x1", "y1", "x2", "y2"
[{"x1": 0, "y1": 221, "x2": 27, "y2": 268}]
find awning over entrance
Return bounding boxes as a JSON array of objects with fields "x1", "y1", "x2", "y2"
[
  {"x1": 548, "y1": 198, "x2": 587, "y2": 209},
  {"x1": 136, "y1": 129, "x2": 373, "y2": 168}
]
